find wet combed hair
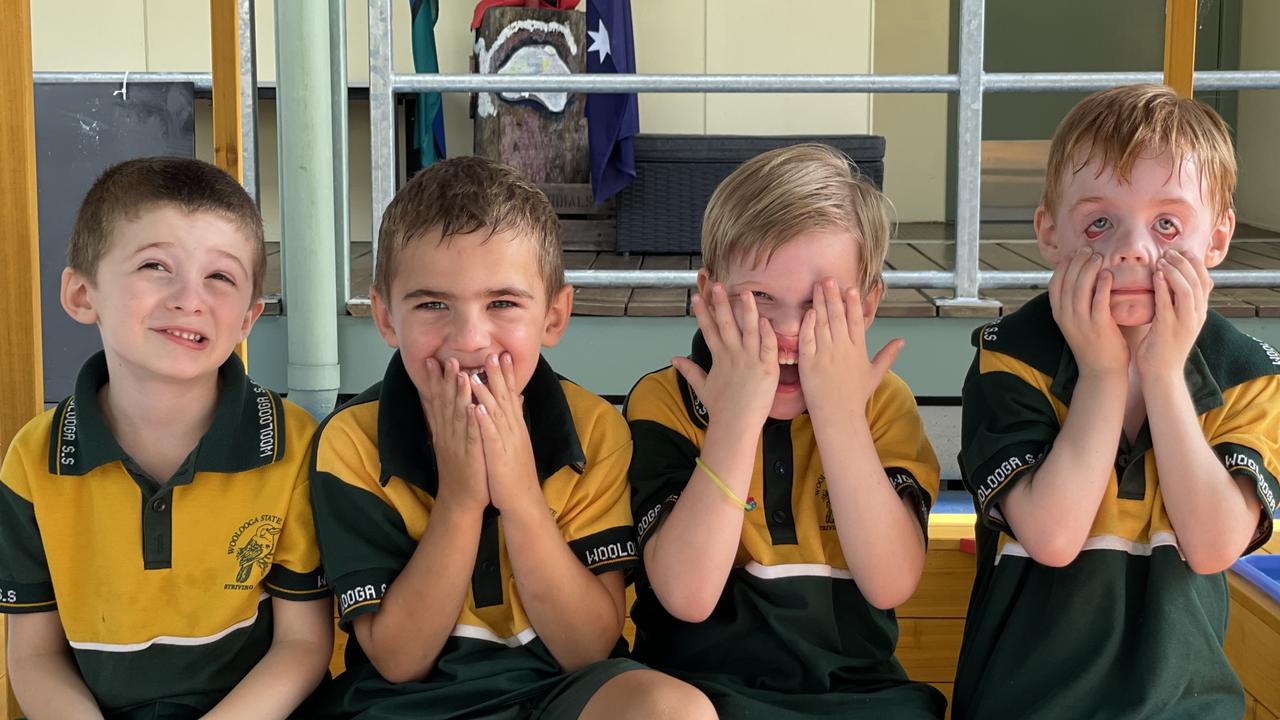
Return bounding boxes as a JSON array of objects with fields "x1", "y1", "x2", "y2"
[
  {"x1": 1042, "y1": 83, "x2": 1237, "y2": 219},
  {"x1": 701, "y1": 143, "x2": 890, "y2": 294},
  {"x1": 68, "y1": 156, "x2": 267, "y2": 298},
  {"x1": 373, "y1": 156, "x2": 563, "y2": 300}
]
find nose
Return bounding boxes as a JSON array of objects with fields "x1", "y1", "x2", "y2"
[
  {"x1": 768, "y1": 306, "x2": 804, "y2": 339},
  {"x1": 165, "y1": 275, "x2": 205, "y2": 314},
  {"x1": 1108, "y1": 225, "x2": 1153, "y2": 267},
  {"x1": 450, "y1": 308, "x2": 491, "y2": 353}
]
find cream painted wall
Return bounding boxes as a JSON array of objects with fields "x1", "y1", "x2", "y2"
[
  {"x1": 30, "y1": 0, "x2": 928, "y2": 247},
  {"x1": 1236, "y1": 0, "x2": 1280, "y2": 232},
  {"x1": 871, "y1": 0, "x2": 949, "y2": 223}
]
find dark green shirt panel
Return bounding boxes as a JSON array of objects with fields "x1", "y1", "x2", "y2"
[
  {"x1": 626, "y1": 419, "x2": 698, "y2": 554},
  {"x1": 959, "y1": 356, "x2": 1058, "y2": 536},
  {"x1": 263, "y1": 564, "x2": 329, "y2": 601},
  {"x1": 0, "y1": 457, "x2": 55, "y2": 612},
  {"x1": 309, "y1": 469, "x2": 413, "y2": 629}
]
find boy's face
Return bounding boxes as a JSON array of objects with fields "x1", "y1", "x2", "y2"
[
  {"x1": 60, "y1": 205, "x2": 264, "y2": 384},
  {"x1": 1036, "y1": 151, "x2": 1233, "y2": 327},
  {"x1": 371, "y1": 227, "x2": 572, "y2": 405},
  {"x1": 701, "y1": 229, "x2": 882, "y2": 420}
]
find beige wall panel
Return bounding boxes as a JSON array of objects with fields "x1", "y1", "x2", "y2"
[
  {"x1": 872, "y1": 0, "x2": 949, "y2": 222},
  {"x1": 145, "y1": 0, "x2": 211, "y2": 71},
  {"x1": 633, "y1": 0, "x2": 706, "y2": 134},
  {"x1": 705, "y1": 0, "x2": 873, "y2": 134},
  {"x1": 31, "y1": 0, "x2": 147, "y2": 70},
  {"x1": 1236, "y1": 0, "x2": 1280, "y2": 232}
]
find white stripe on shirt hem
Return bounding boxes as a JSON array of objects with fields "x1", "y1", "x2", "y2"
[
  {"x1": 742, "y1": 561, "x2": 854, "y2": 580},
  {"x1": 450, "y1": 623, "x2": 539, "y2": 648},
  {"x1": 68, "y1": 593, "x2": 269, "y2": 652},
  {"x1": 996, "y1": 532, "x2": 1181, "y2": 564}
]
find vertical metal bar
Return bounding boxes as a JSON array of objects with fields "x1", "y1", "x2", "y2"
[
  {"x1": 331, "y1": 0, "x2": 351, "y2": 307},
  {"x1": 238, "y1": 0, "x2": 259, "y2": 203},
  {"x1": 948, "y1": 0, "x2": 987, "y2": 304},
  {"x1": 369, "y1": 0, "x2": 395, "y2": 289},
  {"x1": 1163, "y1": 0, "x2": 1198, "y2": 97}
]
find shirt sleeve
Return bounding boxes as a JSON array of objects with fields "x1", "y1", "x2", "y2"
[
  {"x1": 1206, "y1": 374, "x2": 1280, "y2": 554},
  {"x1": 867, "y1": 373, "x2": 941, "y2": 541},
  {"x1": 310, "y1": 422, "x2": 416, "y2": 630},
  {"x1": 959, "y1": 346, "x2": 1063, "y2": 537},
  {"x1": 0, "y1": 428, "x2": 57, "y2": 614},
  {"x1": 558, "y1": 408, "x2": 640, "y2": 576},
  {"x1": 265, "y1": 451, "x2": 330, "y2": 601},
  {"x1": 624, "y1": 370, "x2": 702, "y2": 553}
]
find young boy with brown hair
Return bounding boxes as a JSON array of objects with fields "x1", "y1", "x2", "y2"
[
  {"x1": 307, "y1": 155, "x2": 714, "y2": 719},
  {"x1": 0, "y1": 157, "x2": 333, "y2": 719},
  {"x1": 625, "y1": 144, "x2": 946, "y2": 718},
  {"x1": 955, "y1": 84, "x2": 1280, "y2": 719}
]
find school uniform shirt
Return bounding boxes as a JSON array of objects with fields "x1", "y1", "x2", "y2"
[
  {"x1": 625, "y1": 331, "x2": 946, "y2": 719},
  {"x1": 954, "y1": 292, "x2": 1280, "y2": 720},
  {"x1": 0, "y1": 351, "x2": 327, "y2": 716},
  {"x1": 308, "y1": 351, "x2": 639, "y2": 718}
]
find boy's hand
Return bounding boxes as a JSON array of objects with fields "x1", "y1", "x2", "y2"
[
  {"x1": 470, "y1": 352, "x2": 541, "y2": 513},
  {"x1": 1136, "y1": 249, "x2": 1211, "y2": 379},
  {"x1": 799, "y1": 278, "x2": 903, "y2": 415},
  {"x1": 672, "y1": 283, "x2": 779, "y2": 425},
  {"x1": 1049, "y1": 248, "x2": 1129, "y2": 376},
  {"x1": 422, "y1": 357, "x2": 489, "y2": 512}
]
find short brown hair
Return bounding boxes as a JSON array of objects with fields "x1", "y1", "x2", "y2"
[
  {"x1": 701, "y1": 144, "x2": 890, "y2": 293},
  {"x1": 69, "y1": 157, "x2": 267, "y2": 298},
  {"x1": 373, "y1": 156, "x2": 562, "y2": 299},
  {"x1": 1042, "y1": 83, "x2": 1236, "y2": 219}
]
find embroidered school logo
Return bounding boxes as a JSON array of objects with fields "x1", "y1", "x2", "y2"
[
  {"x1": 225, "y1": 514, "x2": 284, "y2": 589},
  {"x1": 815, "y1": 474, "x2": 834, "y2": 529}
]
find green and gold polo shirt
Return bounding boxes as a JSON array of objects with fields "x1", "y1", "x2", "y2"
[
  {"x1": 308, "y1": 351, "x2": 637, "y2": 715},
  {"x1": 954, "y1": 292, "x2": 1280, "y2": 720},
  {"x1": 0, "y1": 351, "x2": 327, "y2": 716},
  {"x1": 624, "y1": 331, "x2": 946, "y2": 719}
]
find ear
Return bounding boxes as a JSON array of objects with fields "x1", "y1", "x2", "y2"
[
  {"x1": 1034, "y1": 205, "x2": 1061, "y2": 264},
  {"x1": 60, "y1": 267, "x2": 99, "y2": 326},
  {"x1": 370, "y1": 288, "x2": 401, "y2": 348},
  {"x1": 860, "y1": 280, "x2": 885, "y2": 328},
  {"x1": 696, "y1": 267, "x2": 712, "y2": 302},
  {"x1": 1203, "y1": 207, "x2": 1235, "y2": 269},
  {"x1": 239, "y1": 298, "x2": 266, "y2": 340},
  {"x1": 541, "y1": 284, "x2": 574, "y2": 348}
]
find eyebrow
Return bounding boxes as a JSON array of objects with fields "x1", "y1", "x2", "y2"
[
  {"x1": 401, "y1": 287, "x2": 535, "y2": 302},
  {"x1": 1070, "y1": 196, "x2": 1197, "y2": 214}
]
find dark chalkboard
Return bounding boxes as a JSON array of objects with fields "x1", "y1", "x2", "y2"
[{"x1": 34, "y1": 82, "x2": 196, "y2": 403}]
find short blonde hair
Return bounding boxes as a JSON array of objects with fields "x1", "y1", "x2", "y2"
[
  {"x1": 701, "y1": 143, "x2": 890, "y2": 293},
  {"x1": 374, "y1": 156, "x2": 562, "y2": 299},
  {"x1": 1042, "y1": 83, "x2": 1236, "y2": 219}
]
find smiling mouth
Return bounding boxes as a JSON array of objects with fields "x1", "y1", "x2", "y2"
[{"x1": 157, "y1": 328, "x2": 207, "y2": 347}]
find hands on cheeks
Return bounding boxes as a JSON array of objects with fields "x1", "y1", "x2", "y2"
[
  {"x1": 1136, "y1": 249, "x2": 1212, "y2": 378},
  {"x1": 1048, "y1": 248, "x2": 1130, "y2": 376},
  {"x1": 671, "y1": 283, "x2": 779, "y2": 424},
  {"x1": 468, "y1": 353, "x2": 540, "y2": 511},
  {"x1": 422, "y1": 357, "x2": 490, "y2": 511},
  {"x1": 798, "y1": 278, "x2": 903, "y2": 415}
]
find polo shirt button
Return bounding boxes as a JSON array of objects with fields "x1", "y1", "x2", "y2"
[
  {"x1": 772, "y1": 461, "x2": 786, "y2": 476},
  {"x1": 771, "y1": 509, "x2": 788, "y2": 523},
  {"x1": 1118, "y1": 454, "x2": 1129, "y2": 466},
  {"x1": 151, "y1": 498, "x2": 167, "y2": 512},
  {"x1": 480, "y1": 561, "x2": 495, "y2": 573}
]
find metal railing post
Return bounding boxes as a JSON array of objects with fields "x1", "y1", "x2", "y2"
[
  {"x1": 939, "y1": 0, "x2": 998, "y2": 309},
  {"x1": 332, "y1": 0, "x2": 351, "y2": 308},
  {"x1": 238, "y1": 0, "x2": 259, "y2": 204},
  {"x1": 369, "y1": 0, "x2": 395, "y2": 288}
]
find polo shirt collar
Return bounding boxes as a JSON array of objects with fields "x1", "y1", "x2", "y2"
[
  {"x1": 52, "y1": 351, "x2": 285, "y2": 477},
  {"x1": 376, "y1": 351, "x2": 585, "y2": 493},
  {"x1": 1048, "y1": 333, "x2": 1224, "y2": 417}
]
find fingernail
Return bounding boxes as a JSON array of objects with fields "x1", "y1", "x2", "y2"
[
  {"x1": 1078, "y1": 248, "x2": 1090, "y2": 256},
  {"x1": 502, "y1": 353, "x2": 512, "y2": 365},
  {"x1": 488, "y1": 353, "x2": 499, "y2": 366},
  {"x1": 471, "y1": 372, "x2": 484, "y2": 385},
  {"x1": 477, "y1": 403, "x2": 488, "y2": 415}
]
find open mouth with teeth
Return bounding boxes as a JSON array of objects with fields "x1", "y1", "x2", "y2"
[
  {"x1": 777, "y1": 354, "x2": 801, "y2": 393},
  {"x1": 158, "y1": 328, "x2": 208, "y2": 348}
]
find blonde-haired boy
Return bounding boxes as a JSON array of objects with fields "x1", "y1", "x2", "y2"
[
  {"x1": 955, "y1": 84, "x2": 1279, "y2": 718},
  {"x1": 625, "y1": 144, "x2": 946, "y2": 719}
]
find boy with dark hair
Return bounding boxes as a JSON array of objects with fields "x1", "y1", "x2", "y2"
[
  {"x1": 955, "y1": 84, "x2": 1280, "y2": 719},
  {"x1": 308, "y1": 155, "x2": 714, "y2": 719},
  {"x1": 0, "y1": 156, "x2": 333, "y2": 719},
  {"x1": 625, "y1": 144, "x2": 946, "y2": 718}
]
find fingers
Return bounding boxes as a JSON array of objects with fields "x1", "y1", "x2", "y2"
[
  {"x1": 1091, "y1": 268, "x2": 1114, "y2": 326},
  {"x1": 1162, "y1": 250, "x2": 1208, "y2": 315},
  {"x1": 671, "y1": 356, "x2": 709, "y2": 398},
  {"x1": 1153, "y1": 268, "x2": 1175, "y2": 321},
  {"x1": 869, "y1": 338, "x2": 905, "y2": 387},
  {"x1": 844, "y1": 285, "x2": 866, "y2": 341},
  {"x1": 812, "y1": 281, "x2": 832, "y2": 345},
  {"x1": 758, "y1": 316, "x2": 778, "y2": 363},
  {"x1": 710, "y1": 283, "x2": 741, "y2": 351},
  {"x1": 799, "y1": 307, "x2": 817, "y2": 359},
  {"x1": 737, "y1": 290, "x2": 761, "y2": 355},
  {"x1": 690, "y1": 293, "x2": 723, "y2": 356}
]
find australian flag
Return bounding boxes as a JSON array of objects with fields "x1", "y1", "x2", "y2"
[
  {"x1": 585, "y1": 0, "x2": 638, "y2": 204},
  {"x1": 409, "y1": 0, "x2": 446, "y2": 171}
]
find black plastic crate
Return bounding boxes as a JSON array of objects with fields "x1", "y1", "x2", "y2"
[{"x1": 615, "y1": 134, "x2": 885, "y2": 254}]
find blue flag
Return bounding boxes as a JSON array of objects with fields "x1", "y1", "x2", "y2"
[
  {"x1": 585, "y1": 0, "x2": 638, "y2": 204},
  {"x1": 410, "y1": 0, "x2": 446, "y2": 168}
]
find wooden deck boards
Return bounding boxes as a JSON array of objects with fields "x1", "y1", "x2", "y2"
[{"x1": 263, "y1": 225, "x2": 1280, "y2": 319}]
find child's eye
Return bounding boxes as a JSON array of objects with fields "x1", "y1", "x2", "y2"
[
  {"x1": 1154, "y1": 217, "x2": 1180, "y2": 239},
  {"x1": 1084, "y1": 217, "x2": 1111, "y2": 239},
  {"x1": 208, "y1": 272, "x2": 236, "y2": 285},
  {"x1": 490, "y1": 300, "x2": 518, "y2": 309},
  {"x1": 415, "y1": 301, "x2": 447, "y2": 311},
  {"x1": 140, "y1": 261, "x2": 167, "y2": 272},
  {"x1": 750, "y1": 290, "x2": 773, "y2": 302}
]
